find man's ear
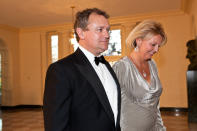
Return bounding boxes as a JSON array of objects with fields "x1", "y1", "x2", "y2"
[{"x1": 76, "y1": 28, "x2": 85, "y2": 40}]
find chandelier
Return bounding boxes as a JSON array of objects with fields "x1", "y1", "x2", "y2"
[{"x1": 69, "y1": 6, "x2": 78, "y2": 49}]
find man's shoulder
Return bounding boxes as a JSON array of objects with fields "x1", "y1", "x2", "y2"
[
  {"x1": 58, "y1": 53, "x2": 76, "y2": 64},
  {"x1": 48, "y1": 52, "x2": 77, "y2": 70},
  {"x1": 56, "y1": 48, "x2": 83, "y2": 64}
]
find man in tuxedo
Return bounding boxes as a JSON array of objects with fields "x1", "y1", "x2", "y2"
[{"x1": 43, "y1": 8, "x2": 121, "y2": 131}]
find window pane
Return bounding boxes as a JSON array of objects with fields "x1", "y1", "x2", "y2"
[
  {"x1": 51, "y1": 35, "x2": 58, "y2": 63},
  {"x1": 102, "y1": 29, "x2": 121, "y2": 56}
]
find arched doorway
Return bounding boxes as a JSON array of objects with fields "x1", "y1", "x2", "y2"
[{"x1": 0, "y1": 39, "x2": 9, "y2": 105}]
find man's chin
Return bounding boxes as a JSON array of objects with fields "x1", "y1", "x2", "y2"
[
  {"x1": 103, "y1": 48, "x2": 108, "y2": 52},
  {"x1": 101, "y1": 46, "x2": 108, "y2": 51},
  {"x1": 98, "y1": 48, "x2": 108, "y2": 54}
]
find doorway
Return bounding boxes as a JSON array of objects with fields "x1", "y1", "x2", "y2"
[{"x1": 0, "y1": 39, "x2": 9, "y2": 105}]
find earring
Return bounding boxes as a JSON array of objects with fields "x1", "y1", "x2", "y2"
[{"x1": 134, "y1": 46, "x2": 139, "y2": 52}]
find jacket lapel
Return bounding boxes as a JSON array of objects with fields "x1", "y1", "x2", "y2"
[{"x1": 74, "y1": 49, "x2": 115, "y2": 122}]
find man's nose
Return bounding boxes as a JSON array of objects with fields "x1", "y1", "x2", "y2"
[{"x1": 103, "y1": 29, "x2": 110, "y2": 39}]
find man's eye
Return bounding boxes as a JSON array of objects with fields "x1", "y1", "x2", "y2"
[
  {"x1": 97, "y1": 28, "x2": 103, "y2": 32},
  {"x1": 96, "y1": 28, "x2": 111, "y2": 33}
]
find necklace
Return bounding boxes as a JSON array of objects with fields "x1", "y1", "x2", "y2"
[{"x1": 129, "y1": 55, "x2": 147, "y2": 78}]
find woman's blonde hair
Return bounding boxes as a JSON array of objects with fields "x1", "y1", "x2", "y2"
[{"x1": 126, "y1": 19, "x2": 167, "y2": 48}]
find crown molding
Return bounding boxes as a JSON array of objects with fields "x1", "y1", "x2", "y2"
[
  {"x1": 19, "y1": 22, "x2": 72, "y2": 33},
  {"x1": 109, "y1": 9, "x2": 186, "y2": 24},
  {"x1": 0, "y1": 24, "x2": 19, "y2": 32}
]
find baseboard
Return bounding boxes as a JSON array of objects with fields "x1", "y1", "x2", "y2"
[
  {"x1": 160, "y1": 107, "x2": 188, "y2": 112},
  {"x1": 1, "y1": 105, "x2": 43, "y2": 110},
  {"x1": 1, "y1": 105, "x2": 188, "y2": 112}
]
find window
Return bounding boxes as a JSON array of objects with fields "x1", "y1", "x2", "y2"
[
  {"x1": 51, "y1": 35, "x2": 58, "y2": 63},
  {"x1": 47, "y1": 32, "x2": 59, "y2": 64},
  {"x1": 102, "y1": 29, "x2": 121, "y2": 56}
]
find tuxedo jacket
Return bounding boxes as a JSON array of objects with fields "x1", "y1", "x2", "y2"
[{"x1": 43, "y1": 48, "x2": 121, "y2": 131}]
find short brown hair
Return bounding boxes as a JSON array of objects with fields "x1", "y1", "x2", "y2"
[{"x1": 74, "y1": 8, "x2": 109, "y2": 42}]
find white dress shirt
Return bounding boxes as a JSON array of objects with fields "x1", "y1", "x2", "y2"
[{"x1": 78, "y1": 45, "x2": 118, "y2": 124}]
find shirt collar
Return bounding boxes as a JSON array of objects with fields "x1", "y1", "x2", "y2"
[{"x1": 78, "y1": 45, "x2": 95, "y2": 65}]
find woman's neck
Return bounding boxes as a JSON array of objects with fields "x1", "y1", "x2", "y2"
[
  {"x1": 129, "y1": 51, "x2": 148, "y2": 66},
  {"x1": 129, "y1": 51, "x2": 151, "y2": 81}
]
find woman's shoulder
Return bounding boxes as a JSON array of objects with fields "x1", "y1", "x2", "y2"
[
  {"x1": 113, "y1": 56, "x2": 130, "y2": 67},
  {"x1": 149, "y1": 59, "x2": 157, "y2": 67},
  {"x1": 149, "y1": 59, "x2": 158, "y2": 73},
  {"x1": 112, "y1": 56, "x2": 131, "y2": 74}
]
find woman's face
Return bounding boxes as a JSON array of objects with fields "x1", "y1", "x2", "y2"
[{"x1": 137, "y1": 34, "x2": 163, "y2": 60}]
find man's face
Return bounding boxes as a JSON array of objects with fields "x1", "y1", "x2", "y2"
[{"x1": 83, "y1": 13, "x2": 110, "y2": 56}]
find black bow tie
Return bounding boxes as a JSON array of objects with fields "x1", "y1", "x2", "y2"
[{"x1": 94, "y1": 55, "x2": 106, "y2": 65}]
